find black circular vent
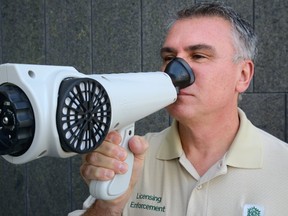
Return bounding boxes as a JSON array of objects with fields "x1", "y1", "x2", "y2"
[
  {"x1": 56, "y1": 78, "x2": 111, "y2": 153},
  {"x1": 0, "y1": 84, "x2": 35, "y2": 156}
]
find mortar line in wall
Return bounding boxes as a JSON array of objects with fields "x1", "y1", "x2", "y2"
[
  {"x1": 43, "y1": 0, "x2": 47, "y2": 64},
  {"x1": 90, "y1": 0, "x2": 94, "y2": 73},
  {"x1": 252, "y1": 0, "x2": 256, "y2": 32},
  {"x1": 25, "y1": 164, "x2": 29, "y2": 216},
  {"x1": 69, "y1": 158, "x2": 73, "y2": 211},
  {"x1": 252, "y1": 0, "x2": 256, "y2": 92},
  {"x1": 285, "y1": 94, "x2": 287, "y2": 142},
  {"x1": 0, "y1": 0, "x2": 2, "y2": 63},
  {"x1": 140, "y1": 0, "x2": 143, "y2": 72}
]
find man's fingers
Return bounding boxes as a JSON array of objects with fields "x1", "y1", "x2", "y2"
[
  {"x1": 82, "y1": 152, "x2": 128, "y2": 179},
  {"x1": 81, "y1": 162, "x2": 115, "y2": 181},
  {"x1": 80, "y1": 132, "x2": 149, "y2": 194},
  {"x1": 127, "y1": 135, "x2": 149, "y2": 189},
  {"x1": 95, "y1": 133, "x2": 127, "y2": 161},
  {"x1": 128, "y1": 135, "x2": 149, "y2": 159},
  {"x1": 105, "y1": 131, "x2": 122, "y2": 144}
]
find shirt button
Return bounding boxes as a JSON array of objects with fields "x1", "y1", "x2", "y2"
[
  {"x1": 218, "y1": 161, "x2": 223, "y2": 169},
  {"x1": 197, "y1": 185, "x2": 202, "y2": 190}
]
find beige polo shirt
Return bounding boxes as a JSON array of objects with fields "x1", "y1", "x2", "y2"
[
  {"x1": 69, "y1": 109, "x2": 288, "y2": 216},
  {"x1": 123, "y1": 109, "x2": 288, "y2": 216}
]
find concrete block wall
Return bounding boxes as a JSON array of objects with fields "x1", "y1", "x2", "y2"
[{"x1": 0, "y1": 0, "x2": 287, "y2": 215}]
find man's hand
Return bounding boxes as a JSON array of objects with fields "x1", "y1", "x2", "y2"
[{"x1": 80, "y1": 131, "x2": 149, "y2": 215}]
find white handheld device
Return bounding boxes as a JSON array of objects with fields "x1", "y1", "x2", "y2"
[{"x1": 0, "y1": 58, "x2": 194, "y2": 200}]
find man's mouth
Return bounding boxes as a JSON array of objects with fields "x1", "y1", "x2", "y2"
[{"x1": 178, "y1": 89, "x2": 193, "y2": 96}]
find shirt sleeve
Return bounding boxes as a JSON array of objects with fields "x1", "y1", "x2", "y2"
[{"x1": 68, "y1": 196, "x2": 96, "y2": 216}]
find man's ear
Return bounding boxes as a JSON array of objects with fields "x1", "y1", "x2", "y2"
[{"x1": 236, "y1": 60, "x2": 254, "y2": 93}]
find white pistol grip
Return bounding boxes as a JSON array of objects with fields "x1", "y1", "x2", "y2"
[{"x1": 89, "y1": 124, "x2": 135, "y2": 200}]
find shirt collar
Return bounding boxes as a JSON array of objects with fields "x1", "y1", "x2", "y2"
[
  {"x1": 225, "y1": 109, "x2": 263, "y2": 168},
  {"x1": 156, "y1": 120, "x2": 183, "y2": 160},
  {"x1": 156, "y1": 109, "x2": 263, "y2": 169}
]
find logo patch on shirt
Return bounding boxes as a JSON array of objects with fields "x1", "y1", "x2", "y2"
[{"x1": 243, "y1": 204, "x2": 264, "y2": 216}]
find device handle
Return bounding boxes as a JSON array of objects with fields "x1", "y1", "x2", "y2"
[{"x1": 89, "y1": 124, "x2": 135, "y2": 200}]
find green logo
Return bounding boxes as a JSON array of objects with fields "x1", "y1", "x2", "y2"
[{"x1": 247, "y1": 206, "x2": 261, "y2": 216}]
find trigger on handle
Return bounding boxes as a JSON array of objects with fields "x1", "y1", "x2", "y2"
[{"x1": 89, "y1": 124, "x2": 135, "y2": 200}]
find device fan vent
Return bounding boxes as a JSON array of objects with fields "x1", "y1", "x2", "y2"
[{"x1": 56, "y1": 78, "x2": 111, "y2": 153}]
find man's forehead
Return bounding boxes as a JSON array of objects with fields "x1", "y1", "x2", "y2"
[
  {"x1": 166, "y1": 16, "x2": 232, "y2": 37},
  {"x1": 162, "y1": 17, "x2": 234, "y2": 51}
]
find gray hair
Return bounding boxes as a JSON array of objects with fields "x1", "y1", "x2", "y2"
[{"x1": 170, "y1": 2, "x2": 258, "y2": 63}]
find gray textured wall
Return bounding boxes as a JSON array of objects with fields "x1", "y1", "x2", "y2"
[{"x1": 0, "y1": 0, "x2": 287, "y2": 215}]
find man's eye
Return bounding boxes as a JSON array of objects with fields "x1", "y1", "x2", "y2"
[
  {"x1": 162, "y1": 56, "x2": 175, "y2": 62},
  {"x1": 192, "y1": 54, "x2": 206, "y2": 60}
]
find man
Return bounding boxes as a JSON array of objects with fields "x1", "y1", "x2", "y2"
[{"x1": 70, "y1": 2, "x2": 288, "y2": 215}]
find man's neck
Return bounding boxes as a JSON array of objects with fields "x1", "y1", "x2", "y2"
[{"x1": 178, "y1": 108, "x2": 240, "y2": 176}]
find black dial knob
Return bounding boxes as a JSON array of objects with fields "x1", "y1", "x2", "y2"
[{"x1": 0, "y1": 84, "x2": 35, "y2": 156}]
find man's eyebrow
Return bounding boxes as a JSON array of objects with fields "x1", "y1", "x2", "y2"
[
  {"x1": 186, "y1": 44, "x2": 216, "y2": 53},
  {"x1": 160, "y1": 44, "x2": 216, "y2": 56},
  {"x1": 160, "y1": 47, "x2": 176, "y2": 56}
]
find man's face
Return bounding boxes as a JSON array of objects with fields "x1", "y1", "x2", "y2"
[{"x1": 161, "y1": 17, "x2": 250, "y2": 123}]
